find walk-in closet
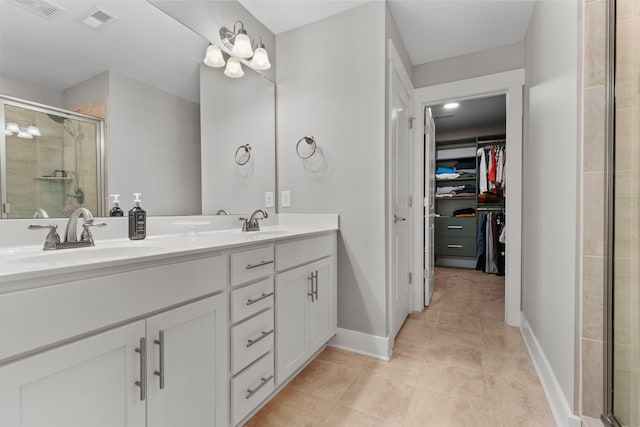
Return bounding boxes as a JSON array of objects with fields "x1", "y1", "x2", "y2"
[{"x1": 427, "y1": 95, "x2": 507, "y2": 277}]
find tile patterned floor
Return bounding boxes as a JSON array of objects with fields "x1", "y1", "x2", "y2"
[{"x1": 245, "y1": 267, "x2": 556, "y2": 426}]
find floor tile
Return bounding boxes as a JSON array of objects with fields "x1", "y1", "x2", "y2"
[
  {"x1": 288, "y1": 359, "x2": 357, "y2": 403},
  {"x1": 244, "y1": 387, "x2": 332, "y2": 427},
  {"x1": 321, "y1": 405, "x2": 394, "y2": 427},
  {"x1": 404, "y1": 389, "x2": 495, "y2": 427}
]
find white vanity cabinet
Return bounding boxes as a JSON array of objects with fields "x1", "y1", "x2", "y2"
[{"x1": 275, "y1": 234, "x2": 337, "y2": 384}]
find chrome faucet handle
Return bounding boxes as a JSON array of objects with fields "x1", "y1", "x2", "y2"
[
  {"x1": 239, "y1": 218, "x2": 249, "y2": 231},
  {"x1": 28, "y1": 224, "x2": 61, "y2": 250},
  {"x1": 80, "y1": 219, "x2": 107, "y2": 244}
]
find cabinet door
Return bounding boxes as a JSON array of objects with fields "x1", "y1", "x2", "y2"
[
  {"x1": 275, "y1": 265, "x2": 309, "y2": 384},
  {"x1": 305, "y1": 258, "x2": 334, "y2": 355},
  {"x1": 146, "y1": 294, "x2": 228, "y2": 427},
  {"x1": 0, "y1": 321, "x2": 146, "y2": 427}
]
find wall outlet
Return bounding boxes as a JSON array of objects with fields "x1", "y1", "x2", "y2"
[
  {"x1": 265, "y1": 191, "x2": 274, "y2": 208},
  {"x1": 281, "y1": 191, "x2": 291, "y2": 208}
]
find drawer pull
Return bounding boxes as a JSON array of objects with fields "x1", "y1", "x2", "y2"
[
  {"x1": 246, "y1": 292, "x2": 275, "y2": 306},
  {"x1": 246, "y1": 260, "x2": 274, "y2": 270},
  {"x1": 447, "y1": 225, "x2": 463, "y2": 229},
  {"x1": 447, "y1": 244, "x2": 463, "y2": 249},
  {"x1": 134, "y1": 337, "x2": 146, "y2": 401},
  {"x1": 246, "y1": 329, "x2": 274, "y2": 348},
  {"x1": 246, "y1": 374, "x2": 274, "y2": 400}
]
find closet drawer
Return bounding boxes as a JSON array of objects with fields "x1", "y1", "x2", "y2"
[
  {"x1": 435, "y1": 236, "x2": 477, "y2": 257},
  {"x1": 231, "y1": 277, "x2": 274, "y2": 324},
  {"x1": 275, "y1": 234, "x2": 333, "y2": 272},
  {"x1": 232, "y1": 352, "x2": 274, "y2": 425},
  {"x1": 435, "y1": 217, "x2": 476, "y2": 237},
  {"x1": 231, "y1": 246, "x2": 274, "y2": 286},
  {"x1": 231, "y1": 308, "x2": 274, "y2": 374}
]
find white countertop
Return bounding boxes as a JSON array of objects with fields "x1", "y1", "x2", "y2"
[{"x1": 0, "y1": 214, "x2": 338, "y2": 286}]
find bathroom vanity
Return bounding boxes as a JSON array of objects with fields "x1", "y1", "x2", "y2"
[{"x1": 0, "y1": 216, "x2": 337, "y2": 427}]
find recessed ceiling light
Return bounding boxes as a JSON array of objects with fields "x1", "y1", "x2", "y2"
[{"x1": 444, "y1": 102, "x2": 459, "y2": 110}]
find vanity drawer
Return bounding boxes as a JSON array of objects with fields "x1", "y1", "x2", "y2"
[
  {"x1": 232, "y1": 352, "x2": 274, "y2": 425},
  {"x1": 435, "y1": 217, "x2": 476, "y2": 238},
  {"x1": 435, "y1": 236, "x2": 477, "y2": 257},
  {"x1": 275, "y1": 234, "x2": 334, "y2": 272},
  {"x1": 231, "y1": 278, "x2": 274, "y2": 324},
  {"x1": 231, "y1": 246, "x2": 274, "y2": 287},
  {"x1": 231, "y1": 308, "x2": 274, "y2": 375}
]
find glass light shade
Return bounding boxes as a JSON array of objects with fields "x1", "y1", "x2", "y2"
[
  {"x1": 17, "y1": 130, "x2": 33, "y2": 139},
  {"x1": 224, "y1": 57, "x2": 244, "y2": 78},
  {"x1": 27, "y1": 125, "x2": 42, "y2": 136},
  {"x1": 250, "y1": 47, "x2": 271, "y2": 70},
  {"x1": 203, "y1": 44, "x2": 225, "y2": 68},
  {"x1": 231, "y1": 32, "x2": 253, "y2": 58},
  {"x1": 6, "y1": 122, "x2": 19, "y2": 133},
  {"x1": 5, "y1": 129, "x2": 13, "y2": 136}
]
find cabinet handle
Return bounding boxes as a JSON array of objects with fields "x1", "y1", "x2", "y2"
[
  {"x1": 246, "y1": 374, "x2": 274, "y2": 400},
  {"x1": 246, "y1": 329, "x2": 274, "y2": 348},
  {"x1": 134, "y1": 337, "x2": 146, "y2": 401},
  {"x1": 307, "y1": 274, "x2": 315, "y2": 302},
  {"x1": 246, "y1": 291, "x2": 274, "y2": 306},
  {"x1": 447, "y1": 244, "x2": 463, "y2": 249},
  {"x1": 246, "y1": 260, "x2": 274, "y2": 270},
  {"x1": 153, "y1": 330, "x2": 165, "y2": 390},
  {"x1": 447, "y1": 225, "x2": 463, "y2": 229},
  {"x1": 313, "y1": 270, "x2": 319, "y2": 301}
]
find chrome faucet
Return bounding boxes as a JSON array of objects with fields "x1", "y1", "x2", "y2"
[
  {"x1": 239, "y1": 209, "x2": 268, "y2": 232},
  {"x1": 29, "y1": 208, "x2": 107, "y2": 250}
]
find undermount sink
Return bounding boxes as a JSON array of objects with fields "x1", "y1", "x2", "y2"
[
  {"x1": 15, "y1": 245, "x2": 162, "y2": 264},
  {"x1": 233, "y1": 229, "x2": 290, "y2": 239}
]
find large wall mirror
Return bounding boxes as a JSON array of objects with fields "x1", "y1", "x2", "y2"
[{"x1": 0, "y1": 0, "x2": 276, "y2": 219}]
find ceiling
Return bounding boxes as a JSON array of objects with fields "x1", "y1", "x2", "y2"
[
  {"x1": 239, "y1": 0, "x2": 535, "y2": 66},
  {"x1": 0, "y1": 0, "x2": 206, "y2": 102},
  {"x1": 431, "y1": 95, "x2": 506, "y2": 135}
]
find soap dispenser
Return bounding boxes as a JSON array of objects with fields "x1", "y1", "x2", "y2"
[
  {"x1": 128, "y1": 193, "x2": 146, "y2": 240},
  {"x1": 109, "y1": 194, "x2": 124, "y2": 217}
]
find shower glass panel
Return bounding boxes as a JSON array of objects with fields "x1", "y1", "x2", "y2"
[
  {"x1": 611, "y1": 0, "x2": 640, "y2": 425},
  {"x1": 1, "y1": 99, "x2": 103, "y2": 219}
]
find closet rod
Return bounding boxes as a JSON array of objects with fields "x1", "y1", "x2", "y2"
[
  {"x1": 477, "y1": 138, "x2": 506, "y2": 145},
  {"x1": 477, "y1": 206, "x2": 505, "y2": 211}
]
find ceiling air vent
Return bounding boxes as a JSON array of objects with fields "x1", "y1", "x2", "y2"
[
  {"x1": 79, "y1": 6, "x2": 118, "y2": 30},
  {"x1": 10, "y1": 0, "x2": 65, "y2": 20}
]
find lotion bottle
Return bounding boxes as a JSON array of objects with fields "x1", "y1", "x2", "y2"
[
  {"x1": 128, "y1": 193, "x2": 146, "y2": 240},
  {"x1": 109, "y1": 194, "x2": 124, "y2": 217}
]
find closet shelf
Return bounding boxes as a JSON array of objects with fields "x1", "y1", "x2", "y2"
[
  {"x1": 436, "y1": 177, "x2": 476, "y2": 182},
  {"x1": 34, "y1": 177, "x2": 73, "y2": 183},
  {"x1": 435, "y1": 196, "x2": 476, "y2": 200}
]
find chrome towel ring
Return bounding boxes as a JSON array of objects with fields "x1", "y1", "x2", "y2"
[
  {"x1": 235, "y1": 144, "x2": 251, "y2": 165},
  {"x1": 296, "y1": 136, "x2": 317, "y2": 159}
]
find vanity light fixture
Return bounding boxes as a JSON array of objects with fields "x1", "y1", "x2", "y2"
[
  {"x1": 444, "y1": 102, "x2": 460, "y2": 110},
  {"x1": 27, "y1": 125, "x2": 42, "y2": 137},
  {"x1": 221, "y1": 21, "x2": 253, "y2": 59},
  {"x1": 203, "y1": 43, "x2": 226, "y2": 68},
  {"x1": 249, "y1": 36, "x2": 271, "y2": 71},
  {"x1": 17, "y1": 130, "x2": 34, "y2": 139},
  {"x1": 4, "y1": 122, "x2": 41, "y2": 138},
  {"x1": 6, "y1": 122, "x2": 19, "y2": 133},
  {"x1": 224, "y1": 57, "x2": 244, "y2": 78}
]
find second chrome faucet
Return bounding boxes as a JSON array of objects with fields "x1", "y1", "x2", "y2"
[{"x1": 239, "y1": 209, "x2": 268, "y2": 232}]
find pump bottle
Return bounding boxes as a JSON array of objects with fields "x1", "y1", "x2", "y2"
[
  {"x1": 128, "y1": 193, "x2": 146, "y2": 240},
  {"x1": 109, "y1": 194, "x2": 124, "y2": 217}
]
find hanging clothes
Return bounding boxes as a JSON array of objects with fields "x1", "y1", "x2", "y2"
[{"x1": 477, "y1": 148, "x2": 488, "y2": 193}]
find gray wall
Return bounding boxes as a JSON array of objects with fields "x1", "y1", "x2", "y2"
[
  {"x1": 108, "y1": 72, "x2": 201, "y2": 216},
  {"x1": 523, "y1": 1, "x2": 579, "y2": 409},
  {"x1": 385, "y1": 4, "x2": 414, "y2": 85},
  {"x1": 1, "y1": 74, "x2": 63, "y2": 107},
  {"x1": 200, "y1": 64, "x2": 275, "y2": 216},
  {"x1": 413, "y1": 42, "x2": 525, "y2": 89},
  {"x1": 62, "y1": 72, "x2": 109, "y2": 111},
  {"x1": 276, "y1": 2, "x2": 388, "y2": 337}
]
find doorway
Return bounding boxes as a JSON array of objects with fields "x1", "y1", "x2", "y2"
[{"x1": 411, "y1": 70, "x2": 524, "y2": 326}]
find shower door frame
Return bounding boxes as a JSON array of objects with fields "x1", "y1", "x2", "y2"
[{"x1": 0, "y1": 95, "x2": 106, "y2": 219}]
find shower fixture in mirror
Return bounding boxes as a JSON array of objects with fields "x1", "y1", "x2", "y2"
[{"x1": 0, "y1": 96, "x2": 104, "y2": 219}]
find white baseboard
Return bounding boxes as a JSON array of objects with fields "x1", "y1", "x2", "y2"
[
  {"x1": 520, "y1": 313, "x2": 582, "y2": 427},
  {"x1": 329, "y1": 327, "x2": 391, "y2": 361}
]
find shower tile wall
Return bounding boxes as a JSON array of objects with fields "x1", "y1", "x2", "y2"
[
  {"x1": 613, "y1": 0, "x2": 640, "y2": 424},
  {"x1": 581, "y1": 0, "x2": 607, "y2": 419}
]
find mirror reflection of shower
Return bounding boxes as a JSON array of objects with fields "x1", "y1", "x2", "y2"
[{"x1": 47, "y1": 114, "x2": 84, "y2": 205}]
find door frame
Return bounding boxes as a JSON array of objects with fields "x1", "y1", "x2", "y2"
[
  {"x1": 412, "y1": 69, "x2": 524, "y2": 327},
  {"x1": 387, "y1": 39, "x2": 414, "y2": 343}
]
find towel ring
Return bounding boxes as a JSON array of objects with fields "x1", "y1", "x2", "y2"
[
  {"x1": 235, "y1": 144, "x2": 251, "y2": 165},
  {"x1": 296, "y1": 136, "x2": 317, "y2": 159}
]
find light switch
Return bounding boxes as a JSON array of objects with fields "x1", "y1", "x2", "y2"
[
  {"x1": 265, "y1": 191, "x2": 274, "y2": 208},
  {"x1": 281, "y1": 191, "x2": 291, "y2": 208}
]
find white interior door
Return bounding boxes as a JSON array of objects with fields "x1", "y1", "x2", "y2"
[
  {"x1": 424, "y1": 107, "x2": 436, "y2": 305},
  {"x1": 390, "y1": 68, "x2": 412, "y2": 339}
]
